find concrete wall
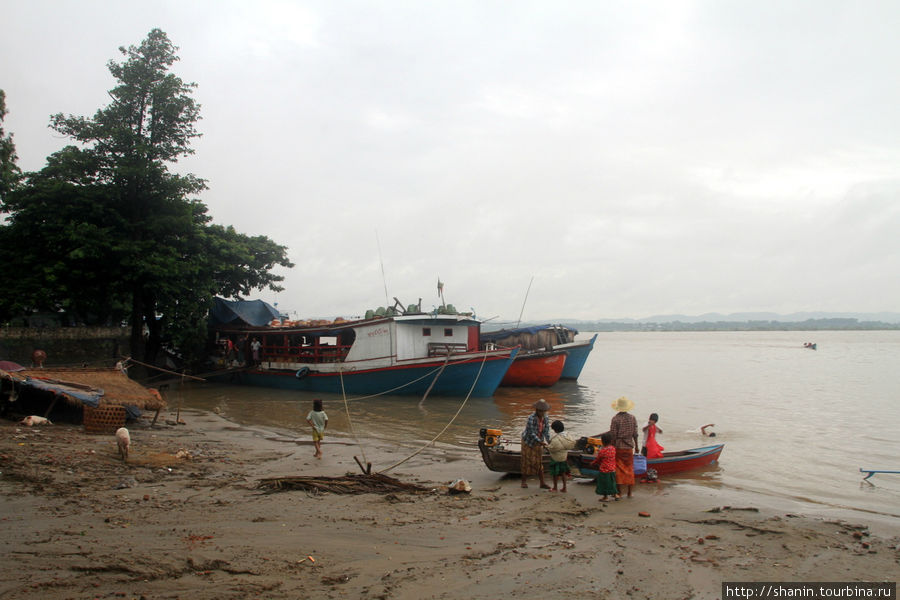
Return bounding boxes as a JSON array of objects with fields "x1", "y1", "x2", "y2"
[{"x1": 0, "y1": 327, "x2": 130, "y2": 368}]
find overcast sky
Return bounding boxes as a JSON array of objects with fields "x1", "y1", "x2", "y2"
[{"x1": 3, "y1": 1, "x2": 900, "y2": 322}]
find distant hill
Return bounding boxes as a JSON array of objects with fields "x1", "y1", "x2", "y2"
[
  {"x1": 591, "y1": 312, "x2": 900, "y2": 325},
  {"x1": 500, "y1": 312, "x2": 900, "y2": 332}
]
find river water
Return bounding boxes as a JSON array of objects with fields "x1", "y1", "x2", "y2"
[{"x1": 171, "y1": 330, "x2": 900, "y2": 520}]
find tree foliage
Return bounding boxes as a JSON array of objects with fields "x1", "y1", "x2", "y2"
[
  {"x1": 0, "y1": 89, "x2": 23, "y2": 203},
  {"x1": 0, "y1": 30, "x2": 293, "y2": 367}
]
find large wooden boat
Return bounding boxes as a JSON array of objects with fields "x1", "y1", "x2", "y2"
[
  {"x1": 480, "y1": 325, "x2": 596, "y2": 380},
  {"x1": 210, "y1": 299, "x2": 518, "y2": 398},
  {"x1": 499, "y1": 349, "x2": 567, "y2": 387}
]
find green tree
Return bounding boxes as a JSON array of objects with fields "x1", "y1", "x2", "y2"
[
  {"x1": 0, "y1": 158, "x2": 130, "y2": 325},
  {"x1": 0, "y1": 89, "x2": 23, "y2": 203},
  {"x1": 48, "y1": 29, "x2": 209, "y2": 360},
  {"x1": 0, "y1": 30, "x2": 293, "y2": 366}
]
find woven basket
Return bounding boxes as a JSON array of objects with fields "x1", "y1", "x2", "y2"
[{"x1": 83, "y1": 405, "x2": 126, "y2": 435}]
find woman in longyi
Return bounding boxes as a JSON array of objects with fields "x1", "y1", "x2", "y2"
[
  {"x1": 609, "y1": 396, "x2": 639, "y2": 498},
  {"x1": 520, "y1": 399, "x2": 551, "y2": 489}
]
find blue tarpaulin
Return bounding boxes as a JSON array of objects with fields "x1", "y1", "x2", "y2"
[
  {"x1": 210, "y1": 297, "x2": 282, "y2": 327},
  {"x1": 24, "y1": 378, "x2": 105, "y2": 405}
]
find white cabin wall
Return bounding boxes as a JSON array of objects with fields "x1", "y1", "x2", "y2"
[
  {"x1": 396, "y1": 322, "x2": 470, "y2": 360},
  {"x1": 344, "y1": 321, "x2": 394, "y2": 362}
]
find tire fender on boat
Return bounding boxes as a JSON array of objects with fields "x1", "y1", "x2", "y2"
[{"x1": 295, "y1": 367, "x2": 310, "y2": 379}]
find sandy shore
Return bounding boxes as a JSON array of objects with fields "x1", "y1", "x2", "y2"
[{"x1": 1, "y1": 410, "x2": 897, "y2": 600}]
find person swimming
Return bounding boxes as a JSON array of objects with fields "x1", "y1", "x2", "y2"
[{"x1": 700, "y1": 423, "x2": 716, "y2": 437}]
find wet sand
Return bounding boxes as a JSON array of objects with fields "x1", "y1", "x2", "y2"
[{"x1": 1, "y1": 410, "x2": 897, "y2": 599}]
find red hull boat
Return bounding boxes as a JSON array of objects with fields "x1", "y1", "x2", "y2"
[
  {"x1": 571, "y1": 444, "x2": 724, "y2": 477},
  {"x1": 499, "y1": 349, "x2": 567, "y2": 387}
]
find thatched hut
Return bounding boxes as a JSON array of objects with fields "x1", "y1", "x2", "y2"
[{"x1": 0, "y1": 367, "x2": 166, "y2": 432}]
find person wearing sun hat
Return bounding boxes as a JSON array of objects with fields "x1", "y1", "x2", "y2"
[
  {"x1": 609, "y1": 396, "x2": 639, "y2": 498},
  {"x1": 520, "y1": 399, "x2": 551, "y2": 489}
]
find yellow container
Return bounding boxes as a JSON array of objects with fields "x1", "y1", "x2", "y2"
[
  {"x1": 483, "y1": 428, "x2": 502, "y2": 447},
  {"x1": 585, "y1": 437, "x2": 604, "y2": 454}
]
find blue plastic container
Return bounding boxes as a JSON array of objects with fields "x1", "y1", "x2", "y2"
[{"x1": 633, "y1": 454, "x2": 647, "y2": 475}]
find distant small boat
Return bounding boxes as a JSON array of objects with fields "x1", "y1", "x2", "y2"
[
  {"x1": 480, "y1": 325, "x2": 597, "y2": 381},
  {"x1": 803, "y1": 342, "x2": 817, "y2": 350},
  {"x1": 499, "y1": 349, "x2": 568, "y2": 387}
]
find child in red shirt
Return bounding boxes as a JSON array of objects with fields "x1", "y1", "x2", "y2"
[{"x1": 591, "y1": 432, "x2": 619, "y2": 501}]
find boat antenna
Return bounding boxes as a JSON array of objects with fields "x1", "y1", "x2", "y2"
[
  {"x1": 516, "y1": 276, "x2": 534, "y2": 328},
  {"x1": 375, "y1": 229, "x2": 389, "y2": 307}
]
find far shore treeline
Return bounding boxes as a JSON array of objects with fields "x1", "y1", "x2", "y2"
[
  {"x1": 0, "y1": 29, "x2": 294, "y2": 372},
  {"x1": 536, "y1": 317, "x2": 900, "y2": 332}
]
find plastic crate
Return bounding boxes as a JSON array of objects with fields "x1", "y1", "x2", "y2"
[{"x1": 83, "y1": 404, "x2": 126, "y2": 435}]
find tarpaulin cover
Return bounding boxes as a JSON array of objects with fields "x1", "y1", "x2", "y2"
[
  {"x1": 479, "y1": 324, "x2": 578, "y2": 343},
  {"x1": 23, "y1": 378, "x2": 105, "y2": 405},
  {"x1": 210, "y1": 297, "x2": 282, "y2": 327}
]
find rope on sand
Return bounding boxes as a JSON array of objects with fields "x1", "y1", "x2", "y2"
[
  {"x1": 340, "y1": 354, "x2": 452, "y2": 473},
  {"x1": 377, "y1": 347, "x2": 490, "y2": 475},
  {"x1": 339, "y1": 366, "x2": 368, "y2": 467}
]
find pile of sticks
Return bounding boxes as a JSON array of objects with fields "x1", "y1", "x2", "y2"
[{"x1": 257, "y1": 473, "x2": 431, "y2": 495}]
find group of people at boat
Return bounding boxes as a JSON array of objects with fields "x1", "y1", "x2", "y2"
[{"x1": 520, "y1": 395, "x2": 665, "y2": 500}]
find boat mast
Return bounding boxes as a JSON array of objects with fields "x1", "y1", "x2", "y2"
[{"x1": 516, "y1": 276, "x2": 534, "y2": 328}]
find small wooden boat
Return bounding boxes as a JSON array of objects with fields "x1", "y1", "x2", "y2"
[
  {"x1": 571, "y1": 443, "x2": 725, "y2": 478},
  {"x1": 499, "y1": 349, "x2": 568, "y2": 387},
  {"x1": 477, "y1": 428, "x2": 583, "y2": 474}
]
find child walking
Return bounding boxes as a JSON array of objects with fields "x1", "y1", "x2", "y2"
[
  {"x1": 306, "y1": 398, "x2": 328, "y2": 459},
  {"x1": 547, "y1": 420, "x2": 576, "y2": 492},
  {"x1": 641, "y1": 412, "x2": 664, "y2": 459},
  {"x1": 591, "y1": 432, "x2": 619, "y2": 501}
]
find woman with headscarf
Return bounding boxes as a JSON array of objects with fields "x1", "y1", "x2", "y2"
[
  {"x1": 609, "y1": 396, "x2": 639, "y2": 498},
  {"x1": 520, "y1": 399, "x2": 551, "y2": 489}
]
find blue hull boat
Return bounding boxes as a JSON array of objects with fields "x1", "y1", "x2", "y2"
[
  {"x1": 480, "y1": 326, "x2": 596, "y2": 381},
  {"x1": 223, "y1": 348, "x2": 518, "y2": 397},
  {"x1": 557, "y1": 334, "x2": 597, "y2": 379},
  {"x1": 211, "y1": 311, "x2": 519, "y2": 398}
]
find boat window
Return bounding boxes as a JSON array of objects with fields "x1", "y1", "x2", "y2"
[
  {"x1": 444, "y1": 328, "x2": 453, "y2": 337},
  {"x1": 422, "y1": 328, "x2": 431, "y2": 336}
]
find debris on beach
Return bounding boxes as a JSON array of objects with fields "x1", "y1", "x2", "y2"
[
  {"x1": 257, "y1": 473, "x2": 431, "y2": 495},
  {"x1": 706, "y1": 506, "x2": 759, "y2": 513},
  {"x1": 447, "y1": 478, "x2": 472, "y2": 494}
]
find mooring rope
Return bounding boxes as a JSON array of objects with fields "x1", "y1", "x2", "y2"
[
  {"x1": 417, "y1": 354, "x2": 452, "y2": 410},
  {"x1": 338, "y1": 366, "x2": 368, "y2": 467},
  {"x1": 340, "y1": 362, "x2": 447, "y2": 402},
  {"x1": 377, "y1": 346, "x2": 491, "y2": 474},
  {"x1": 340, "y1": 352, "x2": 452, "y2": 471}
]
